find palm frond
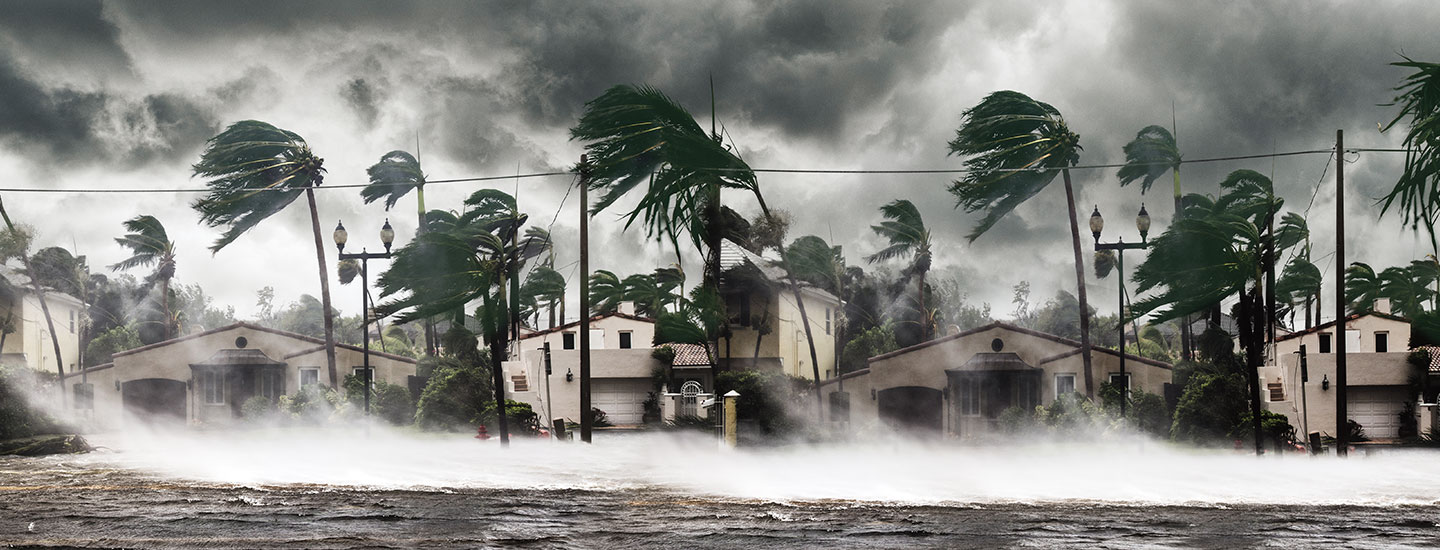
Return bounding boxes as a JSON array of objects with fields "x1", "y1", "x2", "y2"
[
  {"x1": 362, "y1": 150, "x2": 426, "y2": 211},
  {"x1": 1116, "y1": 125, "x2": 1181, "y2": 194},
  {"x1": 191, "y1": 120, "x2": 323, "y2": 253}
]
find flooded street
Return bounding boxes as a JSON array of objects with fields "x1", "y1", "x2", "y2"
[{"x1": 2, "y1": 431, "x2": 1439, "y2": 548}]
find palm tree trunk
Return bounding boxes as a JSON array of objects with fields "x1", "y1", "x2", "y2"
[
  {"x1": 0, "y1": 200, "x2": 66, "y2": 405},
  {"x1": 162, "y1": 276, "x2": 171, "y2": 340},
  {"x1": 1175, "y1": 167, "x2": 1192, "y2": 361},
  {"x1": 0, "y1": 309, "x2": 12, "y2": 353},
  {"x1": 1062, "y1": 170, "x2": 1096, "y2": 399},
  {"x1": 304, "y1": 188, "x2": 339, "y2": 387},
  {"x1": 788, "y1": 275, "x2": 824, "y2": 421},
  {"x1": 917, "y1": 271, "x2": 927, "y2": 341}
]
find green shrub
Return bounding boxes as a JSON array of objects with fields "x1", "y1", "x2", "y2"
[
  {"x1": 0, "y1": 364, "x2": 67, "y2": 439},
  {"x1": 373, "y1": 380, "x2": 415, "y2": 426},
  {"x1": 240, "y1": 395, "x2": 276, "y2": 422},
  {"x1": 85, "y1": 324, "x2": 140, "y2": 367},
  {"x1": 278, "y1": 386, "x2": 334, "y2": 424},
  {"x1": 996, "y1": 405, "x2": 1038, "y2": 434},
  {"x1": 415, "y1": 357, "x2": 493, "y2": 431},
  {"x1": 1229, "y1": 409, "x2": 1296, "y2": 450},
  {"x1": 1170, "y1": 372, "x2": 1248, "y2": 445},
  {"x1": 479, "y1": 399, "x2": 540, "y2": 435},
  {"x1": 714, "y1": 369, "x2": 810, "y2": 435}
]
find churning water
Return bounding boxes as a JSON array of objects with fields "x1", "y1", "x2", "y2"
[{"x1": 2, "y1": 429, "x2": 1439, "y2": 548}]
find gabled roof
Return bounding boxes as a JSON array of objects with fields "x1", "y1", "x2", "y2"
[
  {"x1": 1275, "y1": 311, "x2": 1410, "y2": 343},
  {"x1": 516, "y1": 311, "x2": 655, "y2": 340},
  {"x1": 111, "y1": 321, "x2": 418, "y2": 363},
  {"x1": 868, "y1": 320, "x2": 1171, "y2": 369}
]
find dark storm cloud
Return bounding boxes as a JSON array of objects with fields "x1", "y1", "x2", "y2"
[
  {"x1": 0, "y1": 0, "x2": 132, "y2": 75},
  {"x1": 0, "y1": 56, "x2": 224, "y2": 167},
  {"x1": 342, "y1": 78, "x2": 383, "y2": 128}
]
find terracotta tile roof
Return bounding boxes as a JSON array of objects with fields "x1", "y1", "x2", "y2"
[
  {"x1": 1418, "y1": 345, "x2": 1440, "y2": 373},
  {"x1": 669, "y1": 343, "x2": 715, "y2": 367}
]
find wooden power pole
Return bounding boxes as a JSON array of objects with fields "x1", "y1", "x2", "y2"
[
  {"x1": 579, "y1": 155, "x2": 593, "y2": 444},
  {"x1": 1335, "y1": 129, "x2": 1348, "y2": 457}
]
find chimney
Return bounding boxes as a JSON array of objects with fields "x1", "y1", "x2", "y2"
[
  {"x1": 618, "y1": 301, "x2": 636, "y2": 316},
  {"x1": 1375, "y1": 298, "x2": 1392, "y2": 315}
]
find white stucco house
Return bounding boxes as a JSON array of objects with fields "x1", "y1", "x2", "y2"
[
  {"x1": 504, "y1": 304, "x2": 671, "y2": 426},
  {"x1": 64, "y1": 322, "x2": 417, "y2": 428},
  {"x1": 0, "y1": 266, "x2": 84, "y2": 377},
  {"x1": 1261, "y1": 301, "x2": 1427, "y2": 441},
  {"x1": 820, "y1": 321, "x2": 1172, "y2": 437},
  {"x1": 716, "y1": 240, "x2": 841, "y2": 381}
]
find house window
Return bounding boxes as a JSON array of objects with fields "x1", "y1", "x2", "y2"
[
  {"x1": 1319, "y1": 333, "x2": 1332, "y2": 354},
  {"x1": 69, "y1": 310, "x2": 75, "y2": 333},
  {"x1": 1376, "y1": 332, "x2": 1389, "y2": 353},
  {"x1": 201, "y1": 370, "x2": 225, "y2": 405},
  {"x1": 1055, "y1": 373, "x2": 1077, "y2": 397},
  {"x1": 260, "y1": 370, "x2": 284, "y2": 400},
  {"x1": 353, "y1": 367, "x2": 374, "y2": 385},
  {"x1": 562, "y1": 332, "x2": 576, "y2": 350},
  {"x1": 1108, "y1": 373, "x2": 1131, "y2": 390},
  {"x1": 619, "y1": 331, "x2": 633, "y2": 349},
  {"x1": 825, "y1": 308, "x2": 831, "y2": 335},
  {"x1": 299, "y1": 367, "x2": 319, "y2": 389},
  {"x1": 725, "y1": 293, "x2": 752, "y2": 326},
  {"x1": 957, "y1": 377, "x2": 981, "y2": 416}
]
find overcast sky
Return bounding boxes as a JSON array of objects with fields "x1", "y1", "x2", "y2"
[{"x1": 3, "y1": 0, "x2": 1439, "y2": 328}]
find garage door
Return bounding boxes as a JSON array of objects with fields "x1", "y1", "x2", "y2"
[
  {"x1": 1348, "y1": 387, "x2": 1406, "y2": 439},
  {"x1": 592, "y1": 379, "x2": 650, "y2": 425}
]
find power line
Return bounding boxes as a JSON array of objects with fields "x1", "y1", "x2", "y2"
[{"x1": 0, "y1": 146, "x2": 1410, "y2": 195}]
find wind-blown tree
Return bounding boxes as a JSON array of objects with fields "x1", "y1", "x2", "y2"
[
  {"x1": 1131, "y1": 170, "x2": 1298, "y2": 454},
  {"x1": 947, "y1": 91, "x2": 1095, "y2": 397},
  {"x1": 192, "y1": 121, "x2": 341, "y2": 387},
  {"x1": 1382, "y1": 57, "x2": 1440, "y2": 245},
  {"x1": 588, "y1": 270, "x2": 626, "y2": 315},
  {"x1": 1277, "y1": 253, "x2": 1323, "y2": 329},
  {"x1": 1344, "y1": 262, "x2": 1384, "y2": 313},
  {"x1": 110, "y1": 215, "x2": 177, "y2": 340},
  {"x1": 0, "y1": 201, "x2": 67, "y2": 398},
  {"x1": 375, "y1": 189, "x2": 546, "y2": 442},
  {"x1": 1381, "y1": 263, "x2": 1434, "y2": 318},
  {"x1": 865, "y1": 200, "x2": 934, "y2": 341},
  {"x1": 788, "y1": 235, "x2": 851, "y2": 376},
  {"x1": 571, "y1": 84, "x2": 771, "y2": 395},
  {"x1": 1118, "y1": 124, "x2": 1190, "y2": 358},
  {"x1": 520, "y1": 266, "x2": 566, "y2": 328},
  {"x1": 364, "y1": 150, "x2": 436, "y2": 354}
]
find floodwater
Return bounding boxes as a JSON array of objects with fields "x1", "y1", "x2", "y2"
[{"x1": 1, "y1": 430, "x2": 1438, "y2": 548}]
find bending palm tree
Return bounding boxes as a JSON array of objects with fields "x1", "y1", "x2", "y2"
[
  {"x1": 947, "y1": 91, "x2": 1094, "y2": 397},
  {"x1": 192, "y1": 120, "x2": 340, "y2": 387},
  {"x1": 110, "y1": 215, "x2": 177, "y2": 339},
  {"x1": 1382, "y1": 57, "x2": 1440, "y2": 243},
  {"x1": 1118, "y1": 125, "x2": 1188, "y2": 356},
  {"x1": 1345, "y1": 263, "x2": 1383, "y2": 314},
  {"x1": 865, "y1": 200, "x2": 933, "y2": 340},
  {"x1": 364, "y1": 150, "x2": 438, "y2": 354},
  {"x1": 0, "y1": 198, "x2": 68, "y2": 402}
]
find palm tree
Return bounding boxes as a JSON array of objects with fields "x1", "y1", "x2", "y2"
[
  {"x1": 947, "y1": 91, "x2": 1094, "y2": 396},
  {"x1": 192, "y1": 121, "x2": 340, "y2": 387},
  {"x1": 1380, "y1": 263, "x2": 1433, "y2": 318},
  {"x1": 110, "y1": 215, "x2": 177, "y2": 339},
  {"x1": 571, "y1": 84, "x2": 771, "y2": 395},
  {"x1": 1381, "y1": 57, "x2": 1440, "y2": 243},
  {"x1": 1277, "y1": 253, "x2": 1323, "y2": 329},
  {"x1": 588, "y1": 270, "x2": 626, "y2": 315},
  {"x1": 1132, "y1": 170, "x2": 1297, "y2": 455},
  {"x1": 363, "y1": 150, "x2": 436, "y2": 354},
  {"x1": 865, "y1": 200, "x2": 933, "y2": 340},
  {"x1": 789, "y1": 235, "x2": 852, "y2": 379},
  {"x1": 1118, "y1": 125, "x2": 1189, "y2": 357},
  {"x1": 0, "y1": 198, "x2": 67, "y2": 400},
  {"x1": 1344, "y1": 262, "x2": 1383, "y2": 313},
  {"x1": 521, "y1": 266, "x2": 566, "y2": 328}
]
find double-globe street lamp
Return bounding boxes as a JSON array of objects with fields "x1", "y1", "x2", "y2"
[
  {"x1": 1090, "y1": 204, "x2": 1151, "y2": 418},
  {"x1": 333, "y1": 219, "x2": 395, "y2": 418}
]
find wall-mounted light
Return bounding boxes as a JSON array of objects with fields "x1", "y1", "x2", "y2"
[
  {"x1": 871, "y1": 388, "x2": 877, "y2": 401},
  {"x1": 1322, "y1": 374, "x2": 1330, "y2": 391},
  {"x1": 566, "y1": 368, "x2": 574, "y2": 382}
]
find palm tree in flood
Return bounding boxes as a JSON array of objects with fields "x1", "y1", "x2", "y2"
[
  {"x1": 947, "y1": 91, "x2": 1093, "y2": 396},
  {"x1": 110, "y1": 215, "x2": 177, "y2": 339},
  {"x1": 192, "y1": 120, "x2": 340, "y2": 387}
]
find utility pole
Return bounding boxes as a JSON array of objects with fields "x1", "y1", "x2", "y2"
[
  {"x1": 1335, "y1": 129, "x2": 1348, "y2": 457},
  {"x1": 579, "y1": 155, "x2": 593, "y2": 443}
]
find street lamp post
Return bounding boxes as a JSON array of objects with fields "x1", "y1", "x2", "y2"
[
  {"x1": 1090, "y1": 204, "x2": 1151, "y2": 418},
  {"x1": 333, "y1": 219, "x2": 395, "y2": 418}
]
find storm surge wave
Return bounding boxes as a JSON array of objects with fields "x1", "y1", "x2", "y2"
[{"x1": 81, "y1": 429, "x2": 1440, "y2": 507}]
